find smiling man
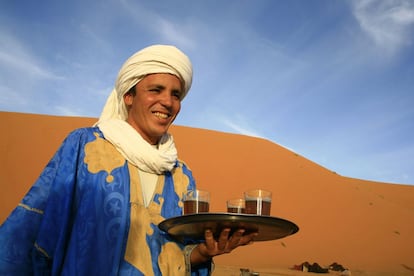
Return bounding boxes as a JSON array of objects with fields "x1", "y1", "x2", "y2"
[
  {"x1": 0, "y1": 44, "x2": 256, "y2": 276},
  {"x1": 124, "y1": 73, "x2": 182, "y2": 145}
]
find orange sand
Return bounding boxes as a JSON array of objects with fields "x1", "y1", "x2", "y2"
[{"x1": 1, "y1": 111, "x2": 413, "y2": 275}]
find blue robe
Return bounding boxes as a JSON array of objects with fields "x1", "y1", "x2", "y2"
[{"x1": 0, "y1": 127, "x2": 210, "y2": 275}]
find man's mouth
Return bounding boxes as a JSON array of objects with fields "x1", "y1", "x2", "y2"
[{"x1": 153, "y1": 111, "x2": 169, "y2": 119}]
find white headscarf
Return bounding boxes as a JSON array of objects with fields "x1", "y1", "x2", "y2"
[
  {"x1": 97, "y1": 44, "x2": 193, "y2": 123},
  {"x1": 95, "y1": 44, "x2": 193, "y2": 174}
]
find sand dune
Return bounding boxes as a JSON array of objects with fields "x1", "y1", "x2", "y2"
[{"x1": 1, "y1": 111, "x2": 413, "y2": 275}]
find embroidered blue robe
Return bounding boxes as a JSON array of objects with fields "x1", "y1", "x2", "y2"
[{"x1": 0, "y1": 127, "x2": 210, "y2": 275}]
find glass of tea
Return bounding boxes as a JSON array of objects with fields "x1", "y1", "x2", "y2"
[
  {"x1": 183, "y1": 189, "x2": 210, "y2": 215},
  {"x1": 244, "y1": 189, "x2": 272, "y2": 216},
  {"x1": 226, "y1": 198, "x2": 245, "y2": 214}
]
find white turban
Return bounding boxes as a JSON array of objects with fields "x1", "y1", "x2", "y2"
[{"x1": 97, "y1": 44, "x2": 193, "y2": 123}]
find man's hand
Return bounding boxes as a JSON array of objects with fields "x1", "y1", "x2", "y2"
[{"x1": 191, "y1": 228, "x2": 258, "y2": 264}]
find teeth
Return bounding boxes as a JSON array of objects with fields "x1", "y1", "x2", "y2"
[{"x1": 154, "y1": 112, "x2": 168, "y2": 119}]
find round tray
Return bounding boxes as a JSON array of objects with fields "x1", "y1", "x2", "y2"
[{"x1": 159, "y1": 212, "x2": 299, "y2": 243}]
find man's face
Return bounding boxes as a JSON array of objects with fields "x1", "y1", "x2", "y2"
[{"x1": 124, "y1": 73, "x2": 183, "y2": 145}]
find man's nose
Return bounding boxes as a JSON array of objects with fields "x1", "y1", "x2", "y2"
[{"x1": 160, "y1": 91, "x2": 173, "y2": 106}]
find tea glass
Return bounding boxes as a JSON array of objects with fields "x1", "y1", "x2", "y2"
[
  {"x1": 244, "y1": 189, "x2": 272, "y2": 216},
  {"x1": 226, "y1": 198, "x2": 245, "y2": 214},
  {"x1": 183, "y1": 189, "x2": 210, "y2": 214}
]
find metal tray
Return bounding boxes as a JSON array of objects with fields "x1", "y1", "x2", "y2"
[{"x1": 159, "y1": 212, "x2": 299, "y2": 243}]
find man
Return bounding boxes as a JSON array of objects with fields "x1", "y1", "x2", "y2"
[{"x1": 0, "y1": 45, "x2": 256, "y2": 275}]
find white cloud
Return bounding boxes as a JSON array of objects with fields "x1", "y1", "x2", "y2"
[
  {"x1": 351, "y1": 0, "x2": 414, "y2": 54},
  {"x1": 0, "y1": 31, "x2": 63, "y2": 80},
  {"x1": 0, "y1": 84, "x2": 25, "y2": 109},
  {"x1": 117, "y1": 0, "x2": 197, "y2": 50},
  {"x1": 219, "y1": 116, "x2": 263, "y2": 138},
  {"x1": 157, "y1": 19, "x2": 197, "y2": 50},
  {"x1": 54, "y1": 105, "x2": 93, "y2": 117},
  {"x1": 217, "y1": 115, "x2": 301, "y2": 154}
]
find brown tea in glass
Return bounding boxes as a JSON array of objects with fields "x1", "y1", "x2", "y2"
[
  {"x1": 184, "y1": 200, "x2": 209, "y2": 214},
  {"x1": 226, "y1": 198, "x2": 245, "y2": 214},
  {"x1": 183, "y1": 189, "x2": 210, "y2": 215},
  {"x1": 244, "y1": 199, "x2": 271, "y2": 216},
  {"x1": 244, "y1": 189, "x2": 272, "y2": 216},
  {"x1": 227, "y1": 206, "x2": 245, "y2": 213}
]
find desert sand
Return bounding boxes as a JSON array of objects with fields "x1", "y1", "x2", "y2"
[{"x1": 1, "y1": 111, "x2": 414, "y2": 276}]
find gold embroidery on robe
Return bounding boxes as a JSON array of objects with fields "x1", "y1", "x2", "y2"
[
  {"x1": 84, "y1": 132, "x2": 125, "y2": 183},
  {"x1": 125, "y1": 163, "x2": 189, "y2": 275}
]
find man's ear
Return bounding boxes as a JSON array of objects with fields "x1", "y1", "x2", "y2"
[{"x1": 124, "y1": 93, "x2": 133, "y2": 105}]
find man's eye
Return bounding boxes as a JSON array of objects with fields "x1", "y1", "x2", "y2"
[{"x1": 172, "y1": 91, "x2": 182, "y2": 99}]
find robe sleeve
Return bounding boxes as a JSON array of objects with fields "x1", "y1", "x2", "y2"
[{"x1": 0, "y1": 128, "x2": 89, "y2": 275}]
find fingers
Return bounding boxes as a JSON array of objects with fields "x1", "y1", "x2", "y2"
[
  {"x1": 202, "y1": 228, "x2": 257, "y2": 257},
  {"x1": 239, "y1": 232, "x2": 258, "y2": 245},
  {"x1": 228, "y1": 229, "x2": 245, "y2": 248},
  {"x1": 217, "y1": 228, "x2": 230, "y2": 251},
  {"x1": 204, "y1": 229, "x2": 215, "y2": 251}
]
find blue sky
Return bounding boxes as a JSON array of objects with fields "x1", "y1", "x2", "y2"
[{"x1": 1, "y1": 0, "x2": 414, "y2": 185}]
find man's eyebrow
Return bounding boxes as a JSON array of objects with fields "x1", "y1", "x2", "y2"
[
  {"x1": 148, "y1": 84, "x2": 166, "y2": 89},
  {"x1": 148, "y1": 84, "x2": 182, "y2": 93}
]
